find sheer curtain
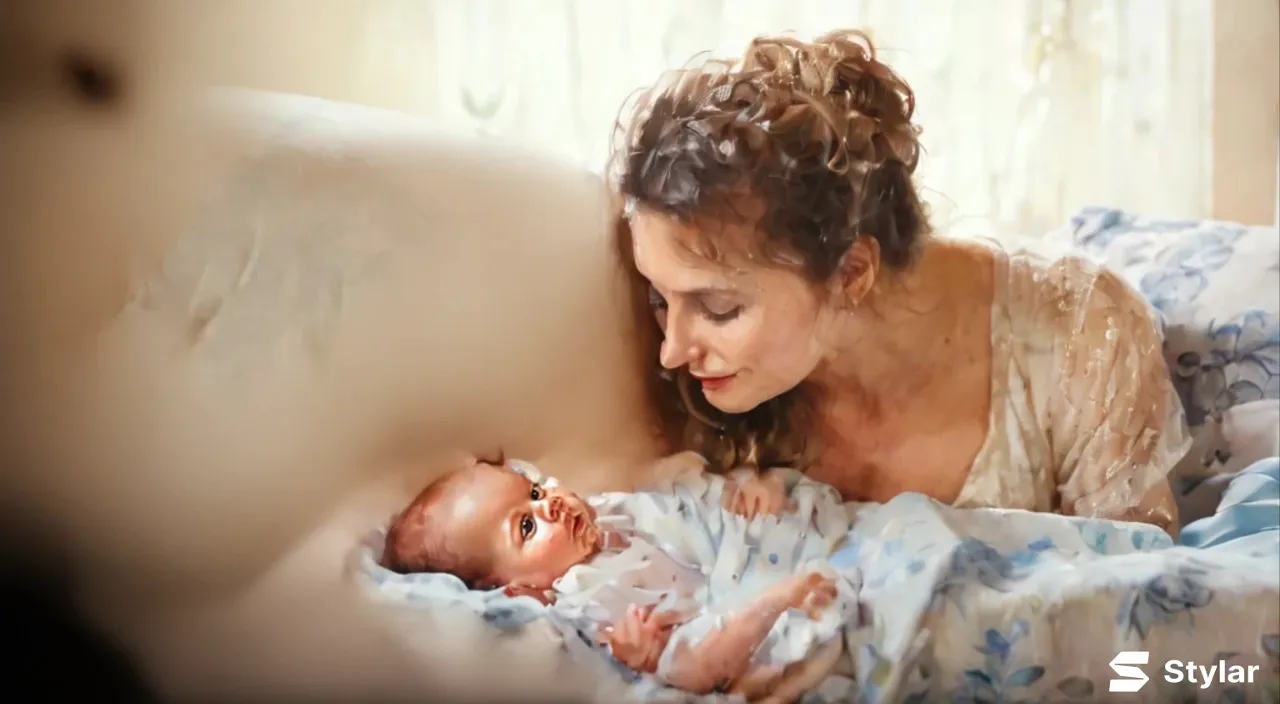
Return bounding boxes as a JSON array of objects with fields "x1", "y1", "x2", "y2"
[{"x1": 420, "y1": 0, "x2": 1213, "y2": 238}]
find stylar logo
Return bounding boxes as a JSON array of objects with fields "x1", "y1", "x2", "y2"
[{"x1": 1110, "y1": 651, "x2": 1151, "y2": 692}]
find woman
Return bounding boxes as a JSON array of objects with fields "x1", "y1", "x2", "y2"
[{"x1": 609, "y1": 29, "x2": 1190, "y2": 532}]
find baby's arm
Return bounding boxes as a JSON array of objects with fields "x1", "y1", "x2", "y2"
[{"x1": 661, "y1": 573, "x2": 837, "y2": 694}]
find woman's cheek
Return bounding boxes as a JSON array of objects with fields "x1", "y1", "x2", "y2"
[{"x1": 717, "y1": 316, "x2": 761, "y2": 360}]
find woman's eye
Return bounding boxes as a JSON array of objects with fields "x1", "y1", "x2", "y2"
[
  {"x1": 519, "y1": 515, "x2": 535, "y2": 539},
  {"x1": 702, "y1": 303, "x2": 743, "y2": 324},
  {"x1": 530, "y1": 485, "x2": 542, "y2": 500}
]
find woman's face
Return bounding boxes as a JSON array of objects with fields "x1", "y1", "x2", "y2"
[{"x1": 630, "y1": 210, "x2": 839, "y2": 414}]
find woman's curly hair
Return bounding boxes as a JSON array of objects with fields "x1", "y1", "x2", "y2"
[{"x1": 608, "y1": 29, "x2": 931, "y2": 473}]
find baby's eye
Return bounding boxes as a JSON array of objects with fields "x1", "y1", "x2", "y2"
[
  {"x1": 530, "y1": 485, "x2": 543, "y2": 500},
  {"x1": 519, "y1": 515, "x2": 535, "y2": 539}
]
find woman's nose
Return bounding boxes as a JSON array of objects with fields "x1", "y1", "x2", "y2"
[{"x1": 659, "y1": 318, "x2": 698, "y2": 370}]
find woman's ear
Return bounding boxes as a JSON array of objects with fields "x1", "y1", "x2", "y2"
[{"x1": 838, "y1": 235, "x2": 881, "y2": 307}]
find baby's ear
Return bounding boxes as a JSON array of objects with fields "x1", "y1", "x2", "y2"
[{"x1": 502, "y1": 582, "x2": 554, "y2": 606}]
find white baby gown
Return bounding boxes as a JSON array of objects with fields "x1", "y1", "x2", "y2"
[{"x1": 533, "y1": 460, "x2": 863, "y2": 690}]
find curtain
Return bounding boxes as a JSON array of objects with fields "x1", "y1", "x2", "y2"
[{"x1": 415, "y1": 0, "x2": 1213, "y2": 238}]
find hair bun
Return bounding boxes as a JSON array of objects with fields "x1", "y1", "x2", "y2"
[{"x1": 741, "y1": 30, "x2": 920, "y2": 172}]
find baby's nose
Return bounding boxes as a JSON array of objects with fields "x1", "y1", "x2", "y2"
[{"x1": 541, "y1": 495, "x2": 565, "y2": 521}]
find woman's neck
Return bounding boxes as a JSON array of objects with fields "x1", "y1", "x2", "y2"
[{"x1": 811, "y1": 240, "x2": 985, "y2": 405}]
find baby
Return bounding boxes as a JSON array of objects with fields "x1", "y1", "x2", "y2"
[{"x1": 379, "y1": 453, "x2": 860, "y2": 696}]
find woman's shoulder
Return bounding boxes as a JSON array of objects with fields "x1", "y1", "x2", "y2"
[
  {"x1": 923, "y1": 235, "x2": 1140, "y2": 327},
  {"x1": 989, "y1": 238, "x2": 1153, "y2": 328}
]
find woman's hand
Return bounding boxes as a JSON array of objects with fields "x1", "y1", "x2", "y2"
[
  {"x1": 723, "y1": 469, "x2": 793, "y2": 519},
  {"x1": 602, "y1": 603, "x2": 684, "y2": 674}
]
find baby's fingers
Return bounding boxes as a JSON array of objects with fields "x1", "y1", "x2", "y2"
[
  {"x1": 644, "y1": 637, "x2": 668, "y2": 673},
  {"x1": 809, "y1": 584, "x2": 837, "y2": 607},
  {"x1": 646, "y1": 607, "x2": 688, "y2": 631},
  {"x1": 633, "y1": 602, "x2": 657, "y2": 622},
  {"x1": 802, "y1": 585, "x2": 838, "y2": 619},
  {"x1": 615, "y1": 611, "x2": 641, "y2": 643},
  {"x1": 721, "y1": 488, "x2": 738, "y2": 516}
]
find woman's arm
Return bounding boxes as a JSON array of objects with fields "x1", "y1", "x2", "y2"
[{"x1": 1049, "y1": 263, "x2": 1191, "y2": 533}]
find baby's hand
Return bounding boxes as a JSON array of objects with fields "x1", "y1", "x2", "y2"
[
  {"x1": 723, "y1": 470, "x2": 794, "y2": 519},
  {"x1": 766, "y1": 572, "x2": 837, "y2": 620},
  {"x1": 786, "y1": 572, "x2": 838, "y2": 620},
  {"x1": 502, "y1": 583, "x2": 554, "y2": 606},
  {"x1": 602, "y1": 603, "x2": 684, "y2": 674}
]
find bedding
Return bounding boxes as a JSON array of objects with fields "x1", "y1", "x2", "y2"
[{"x1": 354, "y1": 462, "x2": 1280, "y2": 703}]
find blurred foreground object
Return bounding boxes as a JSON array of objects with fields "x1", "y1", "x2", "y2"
[{"x1": 0, "y1": 2, "x2": 653, "y2": 701}]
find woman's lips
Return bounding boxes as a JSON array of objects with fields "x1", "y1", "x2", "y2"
[{"x1": 695, "y1": 374, "x2": 736, "y2": 392}]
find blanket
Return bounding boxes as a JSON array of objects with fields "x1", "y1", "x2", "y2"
[{"x1": 825, "y1": 497, "x2": 1277, "y2": 702}]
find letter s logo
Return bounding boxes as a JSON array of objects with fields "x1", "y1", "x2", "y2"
[{"x1": 1109, "y1": 651, "x2": 1151, "y2": 692}]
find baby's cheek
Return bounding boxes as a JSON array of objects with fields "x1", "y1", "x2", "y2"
[
  {"x1": 543, "y1": 535, "x2": 577, "y2": 562},
  {"x1": 520, "y1": 538, "x2": 556, "y2": 568}
]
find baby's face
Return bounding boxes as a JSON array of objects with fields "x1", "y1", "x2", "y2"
[{"x1": 442, "y1": 461, "x2": 601, "y2": 589}]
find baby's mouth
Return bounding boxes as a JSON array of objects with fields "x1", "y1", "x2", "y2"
[{"x1": 568, "y1": 511, "x2": 598, "y2": 548}]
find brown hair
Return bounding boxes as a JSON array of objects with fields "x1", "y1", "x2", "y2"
[
  {"x1": 379, "y1": 470, "x2": 494, "y2": 588},
  {"x1": 608, "y1": 29, "x2": 930, "y2": 473}
]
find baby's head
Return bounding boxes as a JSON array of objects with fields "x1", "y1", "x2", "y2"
[{"x1": 380, "y1": 459, "x2": 601, "y2": 592}]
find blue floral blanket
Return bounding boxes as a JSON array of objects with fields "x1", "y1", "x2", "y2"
[{"x1": 818, "y1": 459, "x2": 1279, "y2": 704}]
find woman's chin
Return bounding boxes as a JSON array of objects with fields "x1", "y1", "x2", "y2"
[{"x1": 703, "y1": 390, "x2": 763, "y2": 415}]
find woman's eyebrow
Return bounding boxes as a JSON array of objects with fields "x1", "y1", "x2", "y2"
[{"x1": 677, "y1": 285, "x2": 738, "y2": 298}]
